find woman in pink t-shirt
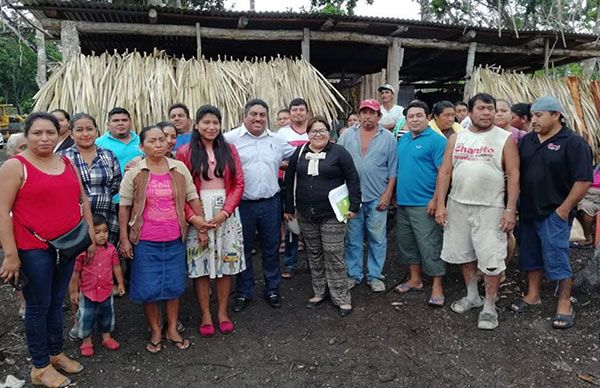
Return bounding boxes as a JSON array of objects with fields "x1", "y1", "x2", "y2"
[
  {"x1": 119, "y1": 125, "x2": 210, "y2": 354},
  {"x1": 176, "y1": 105, "x2": 245, "y2": 337}
]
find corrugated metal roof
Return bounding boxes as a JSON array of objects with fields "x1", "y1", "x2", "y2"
[{"x1": 19, "y1": 0, "x2": 597, "y2": 39}]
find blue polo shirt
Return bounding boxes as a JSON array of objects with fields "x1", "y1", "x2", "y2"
[
  {"x1": 396, "y1": 127, "x2": 447, "y2": 206},
  {"x1": 173, "y1": 132, "x2": 191, "y2": 152},
  {"x1": 95, "y1": 131, "x2": 143, "y2": 203}
]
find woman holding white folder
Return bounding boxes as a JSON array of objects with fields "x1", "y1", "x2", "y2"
[{"x1": 284, "y1": 116, "x2": 361, "y2": 317}]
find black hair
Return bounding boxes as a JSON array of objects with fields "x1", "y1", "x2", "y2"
[
  {"x1": 511, "y1": 103, "x2": 532, "y2": 120},
  {"x1": 432, "y1": 100, "x2": 455, "y2": 117},
  {"x1": 190, "y1": 105, "x2": 236, "y2": 181},
  {"x1": 157, "y1": 121, "x2": 176, "y2": 131},
  {"x1": 168, "y1": 103, "x2": 190, "y2": 118},
  {"x1": 244, "y1": 98, "x2": 269, "y2": 116},
  {"x1": 23, "y1": 112, "x2": 59, "y2": 136},
  {"x1": 70, "y1": 112, "x2": 98, "y2": 130},
  {"x1": 307, "y1": 116, "x2": 331, "y2": 133},
  {"x1": 468, "y1": 93, "x2": 496, "y2": 112},
  {"x1": 92, "y1": 214, "x2": 107, "y2": 227},
  {"x1": 277, "y1": 109, "x2": 290, "y2": 116},
  {"x1": 406, "y1": 100, "x2": 430, "y2": 116},
  {"x1": 288, "y1": 98, "x2": 308, "y2": 111},
  {"x1": 107, "y1": 107, "x2": 131, "y2": 120},
  {"x1": 455, "y1": 101, "x2": 468, "y2": 108},
  {"x1": 50, "y1": 109, "x2": 71, "y2": 121},
  {"x1": 346, "y1": 112, "x2": 357, "y2": 120},
  {"x1": 139, "y1": 125, "x2": 161, "y2": 143}
]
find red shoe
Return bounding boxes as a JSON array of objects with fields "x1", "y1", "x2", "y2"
[
  {"x1": 80, "y1": 343, "x2": 94, "y2": 357},
  {"x1": 218, "y1": 320, "x2": 234, "y2": 334},
  {"x1": 199, "y1": 324, "x2": 215, "y2": 337},
  {"x1": 102, "y1": 338, "x2": 120, "y2": 351}
]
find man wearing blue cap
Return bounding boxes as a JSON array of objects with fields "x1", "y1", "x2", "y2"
[{"x1": 512, "y1": 96, "x2": 593, "y2": 329}]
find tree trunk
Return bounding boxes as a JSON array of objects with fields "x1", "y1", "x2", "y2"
[
  {"x1": 35, "y1": 19, "x2": 47, "y2": 88},
  {"x1": 582, "y1": 11, "x2": 600, "y2": 80}
]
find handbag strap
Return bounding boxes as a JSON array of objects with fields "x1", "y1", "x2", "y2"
[{"x1": 293, "y1": 144, "x2": 307, "y2": 209}]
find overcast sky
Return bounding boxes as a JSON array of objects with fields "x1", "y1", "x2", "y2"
[{"x1": 224, "y1": 0, "x2": 421, "y2": 19}]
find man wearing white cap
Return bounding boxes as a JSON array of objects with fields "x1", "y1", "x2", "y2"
[
  {"x1": 338, "y1": 99, "x2": 397, "y2": 292},
  {"x1": 377, "y1": 84, "x2": 404, "y2": 131},
  {"x1": 511, "y1": 96, "x2": 592, "y2": 330}
]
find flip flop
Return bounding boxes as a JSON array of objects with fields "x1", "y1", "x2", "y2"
[
  {"x1": 145, "y1": 340, "x2": 162, "y2": 354},
  {"x1": 510, "y1": 298, "x2": 541, "y2": 314},
  {"x1": 393, "y1": 283, "x2": 424, "y2": 294},
  {"x1": 570, "y1": 241, "x2": 593, "y2": 249},
  {"x1": 166, "y1": 336, "x2": 190, "y2": 350},
  {"x1": 428, "y1": 296, "x2": 445, "y2": 307},
  {"x1": 552, "y1": 310, "x2": 575, "y2": 330}
]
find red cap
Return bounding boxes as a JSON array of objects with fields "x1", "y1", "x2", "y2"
[{"x1": 358, "y1": 99, "x2": 381, "y2": 113}]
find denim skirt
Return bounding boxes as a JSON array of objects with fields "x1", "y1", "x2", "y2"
[{"x1": 129, "y1": 239, "x2": 186, "y2": 303}]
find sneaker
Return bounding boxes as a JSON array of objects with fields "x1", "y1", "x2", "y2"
[
  {"x1": 450, "y1": 296, "x2": 484, "y2": 314},
  {"x1": 368, "y1": 279, "x2": 386, "y2": 293},
  {"x1": 347, "y1": 278, "x2": 361, "y2": 290}
]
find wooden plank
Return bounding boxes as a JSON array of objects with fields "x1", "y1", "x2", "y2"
[
  {"x1": 386, "y1": 38, "x2": 401, "y2": 94},
  {"x1": 39, "y1": 19, "x2": 600, "y2": 58},
  {"x1": 544, "y1": 38, "x2": 550, "y2": 73},
  {"x1": 463, "y1": 42, "x2": 477, "y2": 100},
  {"x1": 302, "y1": 28, "x2": 310, "y2": 61},
  {"x1": 196, "y1": 22, "x2": 201, "y2": 59}
]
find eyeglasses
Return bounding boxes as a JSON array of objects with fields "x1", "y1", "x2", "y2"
[{"x1": 308, "y1": 129, "x2": 329, "y2": 136}]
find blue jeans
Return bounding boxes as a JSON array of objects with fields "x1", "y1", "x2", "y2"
[
  {"x1": 283, "y1": 231, "x2": 299, "y2": 272},
  {"x1": 19, "y1": 248, "x2": 76, "y2": 368},
  {"x1": 237, "y1": 195, "x2": 281, "y2": 298},
  {"x1": 344, "y1": 200, "x2": 388, "y2": 282}
]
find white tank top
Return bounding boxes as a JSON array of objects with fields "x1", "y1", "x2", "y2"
[{"x1": 448, "y1": 126, "x2": 510, "y2": 207}]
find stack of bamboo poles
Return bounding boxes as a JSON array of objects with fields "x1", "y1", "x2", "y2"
[
  {"x1": 359, "y1": 70, "x2": 387, "y2": 103},
  {"x1": 34, "y1": 52, "x2": 347, "y2": 132},
  {"x1": 470, "y1": 66, "x2": 600, "y2": 154}
]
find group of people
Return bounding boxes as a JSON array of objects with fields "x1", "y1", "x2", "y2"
[{"x1": 0, "y1": 83, "x2": 594, "y2": 387}]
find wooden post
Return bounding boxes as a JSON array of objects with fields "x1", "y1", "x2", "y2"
[
  {"x1": 302, "y1": 28, "x2": 310, "y2": 61},
  {"x1": 60, "y1": 20, "x2": 80, "y2": 62},
  {"x1": 35, "y1": 19, "x2": 47, "y2": 88},
  {"x1": 544, "y1": 38, "x2": 550, "y2": 73},
  {"x1": 463, "y1": 42, "x2": 477, "y2": 100},
  {"x1": 386, "y1": 37, "x2": 401, "y2": 94},
  {"x1": 196, "y1": 23, "x2": 202, "y2": 59}
]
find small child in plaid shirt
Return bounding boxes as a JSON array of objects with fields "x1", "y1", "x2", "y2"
[{"x1": 69, "y1": 214, "x2": 125, "y2": 357}]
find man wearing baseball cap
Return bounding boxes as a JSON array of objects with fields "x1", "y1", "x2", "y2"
[
  {"x1": 377, "y1": 84, "x2": 404, "y2": 131},
  {"x1": 338, "y1": 99, "x2": 397, "y2": 292},
  {"x1": 513, "y1": 95, "x2": 592, "y2": 329}
]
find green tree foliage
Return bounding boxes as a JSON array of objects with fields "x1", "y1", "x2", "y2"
[
  {"x1": 427, "y1": 0, "x2": 598, "y2": 33},
  {"x1": 309, "y1": 0, "x2": 374, "y2": 16},
  {"x1": 0, "y1": 36, "x2": 61, "y2": 113}
]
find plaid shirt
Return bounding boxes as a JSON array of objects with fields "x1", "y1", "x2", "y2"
[{"x1": 60, "y1": 146, "x2": 122, "y2": 244}]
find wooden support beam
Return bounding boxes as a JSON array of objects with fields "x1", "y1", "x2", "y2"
[
  {"x1": 148, "y1": 8, "x2": 158, "y2": 24},
  {"x1": 60, "y1": 20, "x2": 80, "y2": 62},
  {"x1": 196, "y1": 22, "x2": 202, "y2": 59},
  {"x1": 544, "y1": 38, "x2": 550, "y2": 73},
  {"x1": 463, "y1": 42, "x2": 477, "y2": 100},
  {"x1": 302, "y1": 28, "x2": 310, "y2": 61},
  {"x1": 237, "y1": 16, "x2": 248, "y2": 29},
  {"x1": 320, "y1": 18, "x2": 335, "y2": 31},
  {"x1": 386, "y1": 38, "x2": 401, "y2": 95},
  {"x1": 40, "y1": 19, "x2": 600, "y2": 59},
  {"x1": 390, "y1": 25, "x2": 409, "y2": 36}
]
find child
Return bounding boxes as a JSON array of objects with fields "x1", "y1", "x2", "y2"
[{"x1": 69, "y1": 214, "x2": 125, "y2": 357}]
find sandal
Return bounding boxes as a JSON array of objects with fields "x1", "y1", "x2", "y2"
[
  {"x1": 552, "y1": 309, "x2": 575, "y2": 330},
  {"x1": 393, "y1": 283, "x2": 424, "y2": 294},
  {"x1": 166, "y1": 336, "x2": 190, "y2": 350},
  {"x1": 102, "y1": 338, "x2": 120, "y2": 351},
  {"x1": 49, "y1": 352, "x2": 84, "y2": 374},
  {"x1": 79, "y1": 342, "x2": 94, "y2": 357},
  {"x1": 281, "y1": 271, "x2": 294, "y2": 279},
  {"x1": 218, "y1": 320, "x2": 234, "y2": 334},
  {"x1": 31, "y1": 365, "x2": 71, "y2": 388},
  {"x1": 145, "y1": 340, "x2": 163, "y2": 354},
  {"x1": 510, "y1": 298, "x2": 541, "y2": 314},
  {"x1": 450, "y1": 296, "x2": 484, "y2": 314},
  {"x1": 570, "y1": 241, "x2": 593, "y2": 249},
  {"x1": 428, "y1": 296, "x2": 445, "y2": 307},
  {"x1": 477, "y1": 310, "x2": 499, "y2": 330}
]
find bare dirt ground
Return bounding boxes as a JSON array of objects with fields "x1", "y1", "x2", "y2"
[{"x1": 0, "y1": 148, "x2": 599, "y2": 387}]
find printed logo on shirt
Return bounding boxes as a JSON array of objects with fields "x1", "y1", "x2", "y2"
[
  {"x1": 547, "y1": 143, "x2": 561, "y2": 151},
  {"x1": 453, "y1": 143, "x2": 495, "y2": 161},
  {"x1": 415, "y1": 145, "x2": 423, "y2": 149}
]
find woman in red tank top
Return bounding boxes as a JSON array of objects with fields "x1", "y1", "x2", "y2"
[{"x1": 0, "y1": 112, "x2": 95, "y2": 388}]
